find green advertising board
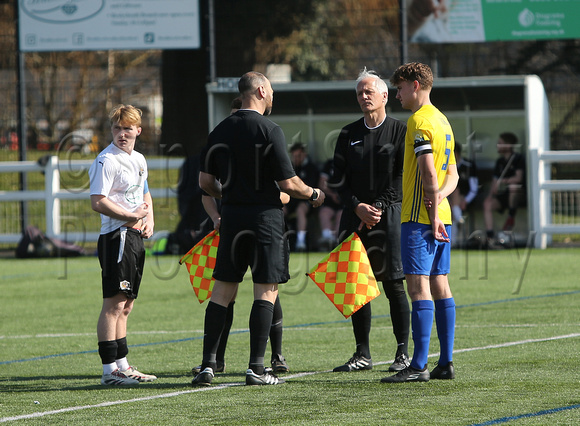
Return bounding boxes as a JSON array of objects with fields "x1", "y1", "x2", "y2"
[{"x1": 410, "y1": 0, "x2": 579, "y2": 43}]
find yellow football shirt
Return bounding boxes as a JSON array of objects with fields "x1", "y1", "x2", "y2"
[{"x1": 401, "y1": 104, "x2": 456, "y2": 225}]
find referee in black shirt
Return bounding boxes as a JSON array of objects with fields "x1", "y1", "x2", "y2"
[{"x1": 193, "y1": 71, "x2": 325, "y2": 386}]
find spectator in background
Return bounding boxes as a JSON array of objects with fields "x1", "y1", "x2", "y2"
[
  {"x1": 483, "y1": 132, "x2": 526, "y2": 247},
  {"x1": 284, "y1": 142, "x2": 320, "y2": 251},
  {"x1": 317, "y1": 158, "x2": 343, "y2": 251},
  {"x1": 449, "y1": 143, "x2": 479, "y2": 235}
]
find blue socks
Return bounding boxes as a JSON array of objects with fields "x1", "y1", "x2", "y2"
[
  {"x1": 410, "y1": 300, "x2": 434, "y2": 370},
  {"x1": 410, "y1": 298, "x2": 456, "y2": 370},
  {"x1": 435, "y1": 297, "x2": 456, "y2": 365}
]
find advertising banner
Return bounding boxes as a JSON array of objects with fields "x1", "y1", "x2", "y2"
[
  {"x1": 409, "y1": 0, "x2": 579, "y2": 43},
  {"x1": 18, "y1": 0, "x2": 200, "y2": 52}
]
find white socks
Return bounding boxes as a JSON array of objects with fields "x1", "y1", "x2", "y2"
[
  {"x1": 116, "y1": 357, "x2": 130, "y2": 371},
  {"x1": 103, "y1": 362, "x2": 117, "y2": 375}
]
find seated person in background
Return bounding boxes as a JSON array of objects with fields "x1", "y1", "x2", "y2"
[
  {"x1": 284, "y1": 142, "x2": 320, "y2": 251},
  {"x1": 317, "y1": 158, "x2": 343, "y2": 251},
  {"x1": 483, "y1": 132, "x2": 526, "y2": 244},
  {"x1": 166, "y1": 153, "x2": 212, "y2": 254},
  {"x1": 449, "y1": 143, "x2": 479, "y2": 225}
]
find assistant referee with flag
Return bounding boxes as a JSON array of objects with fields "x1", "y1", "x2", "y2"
[{"x1": 329, "y1": 68, "x2": 411, "y2": 373}]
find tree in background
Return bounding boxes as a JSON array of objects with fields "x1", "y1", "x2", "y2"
[
  {"x1": 254, "y1": 0, "x2": 400, "y2": 81},
  {"x1": 160, "y1": 0, "x2": 316, "y2": 156},
  {"x1": 24, "y1": 50, "x2": 160, "y2": 153}
]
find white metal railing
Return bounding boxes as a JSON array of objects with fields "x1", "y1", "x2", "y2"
[
  {"x1": 0, "y1": 156, "x2": 183, "y2": 244},
  {"x1": 528, "y1": 148, "x2": 580, "y2": 248}
]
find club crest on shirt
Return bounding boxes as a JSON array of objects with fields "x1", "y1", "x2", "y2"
[
  {"x1": 413, "y1": 131, "x2": 427, "y2": 144},
  {"x1": 119, "y1": 280, "x2": 131, "y2": 291}
]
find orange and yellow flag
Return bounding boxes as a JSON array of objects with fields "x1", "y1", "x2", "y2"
[
  {"x1": 307, "y1": 232, "x2": 380, "y2": 318},
  {"x1": 179, "y1": 230, "x2": 220, "y2": 304}
]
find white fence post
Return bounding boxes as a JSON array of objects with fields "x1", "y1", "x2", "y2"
[
  {"x1": 44, "y1": 156, "x2": 61, "y2": 238},
  {"x1": 528, "y1": 148, "x2": 547, "y2": 249}
]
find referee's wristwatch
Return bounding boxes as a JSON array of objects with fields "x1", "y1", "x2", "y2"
[{"x1": 309, "y1": 188, "x2": 319, "y2": 202}]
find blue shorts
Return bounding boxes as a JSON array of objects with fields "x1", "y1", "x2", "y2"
[{"x1": 401, "y1": 222, "x2": 451, "y2": 276}]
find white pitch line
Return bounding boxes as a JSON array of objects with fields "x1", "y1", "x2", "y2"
[
  {"x1": 455, "y1": 323, "x2": 580, "y2": 328},
  {"x1": 0, "y1": 384, "x2": 243, "y2": 423},
  {"x1": 2, "y1": 333, "x2": 579, "y2": 423},
  {"x1": 451, "y1": 333, "x2": 580, "y2": 355}
]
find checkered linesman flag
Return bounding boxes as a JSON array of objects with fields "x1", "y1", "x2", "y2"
[
  {"x1": 179, "y1": 230, "x2": 220, "y2": 304},
  {"x1": 307, "y1": 232, "x2": 380, "y2": 318}
]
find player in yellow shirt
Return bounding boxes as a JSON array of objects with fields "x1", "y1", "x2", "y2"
[{"x1": 382, "y1": 62, "x2": 459, "y2": 383}]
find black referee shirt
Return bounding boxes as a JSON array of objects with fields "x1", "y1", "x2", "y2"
[
  {"x1": 331, "y1": 116, "x2": 406, "y2": 212},
  {"x1": 200, "y1": 110, "x2": 296, "y2": 207}
]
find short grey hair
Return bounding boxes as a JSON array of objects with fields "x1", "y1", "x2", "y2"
[{"x1": 356, "y1": 67, "x2": 388, "y2": 94}]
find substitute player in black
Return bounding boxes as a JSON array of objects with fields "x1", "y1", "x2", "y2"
[
  {"x1": 330, "y1": 68, "x2": 410, "y2": 373},
  {"x1": 193, "y1": 71, "x2": 325, "y2": 386},
  {"x1": 450, "y1": 143, "x2": 479, "y2": 224},
  {"x1": 285, "y1": 142, "x2": 320, "y2": 251},
  {"x1": 484, "y1": 132, "x2": 526, "y2": 246}
]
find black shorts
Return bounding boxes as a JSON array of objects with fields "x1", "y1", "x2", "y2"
[
  {"x1": 495, "y1": 191, "x2": 510, "y2": 213},
  {"x1": 495, "y1": 187, "x2": 526, "y2": 213},
  {"x1": 338, "y1": 203, "x2": 404, "y2": 282},
  {"x1": 97, "y1": 227, "x2": 145, "y2": 299},
  {"x1": 214, "y1": 205, "x2": 290, "y2": 284}
]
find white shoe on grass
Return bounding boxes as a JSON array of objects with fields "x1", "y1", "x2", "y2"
[
  {"x1": 120, "y1": 366, "x2": 157, "y2": 382},
  {"x1": 101, "y1": 369, "x2": 140, "y2": 386}
]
